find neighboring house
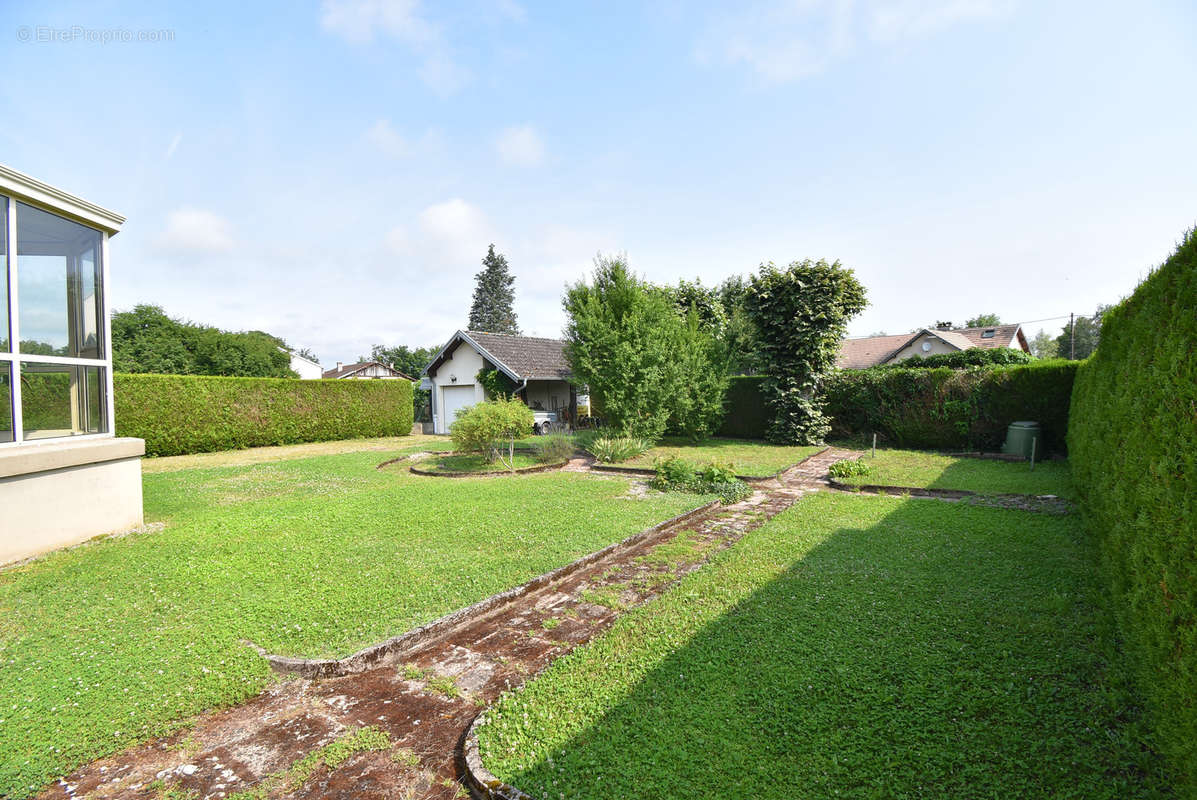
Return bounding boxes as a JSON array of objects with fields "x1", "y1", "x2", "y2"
[
  {"x1": 422, "y1": 330, "x2": 575, "y2": 434},
  {"x1": 838, "y1": 323, "x2": 1029, "y2": 369},
  {"x1": 286, "y1": 350, "x2": 323, "y2": 380},
  {"x1": 0, "y1": 164, "x2": 144, "y2": 565},
  {"x1": 322, "y1": 360, "x2": 414, "y2": 380}
]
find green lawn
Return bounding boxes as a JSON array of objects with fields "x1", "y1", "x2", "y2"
[
  {"x1": 623, "y1": 437, "x2": 823, "y2": 477},
  {"x1": 0, "y1": 451, "x2": 701, "y2": 799},
  {"x1": 478, "y1": 493, "x2": 1165, "y2": 799},
  {"x1": 415, "y1": 451, "x2": 547, "y2": 473},
  {"x1": 835, "y1": 447, "x2": 1075, "y2": 498}
]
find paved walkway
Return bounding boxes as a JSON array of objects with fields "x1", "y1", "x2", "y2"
[{"x1": 42, "y1": 448, "x2": 855, "y2": 800}]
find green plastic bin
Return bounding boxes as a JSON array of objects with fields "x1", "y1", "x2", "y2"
[{"x1": 1002, "y1": 421, "x2": 1042, "y2": 460}]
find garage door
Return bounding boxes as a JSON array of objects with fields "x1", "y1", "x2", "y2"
[{"x1": 441, "y1": 385, "x2": 477, "y2": 431}]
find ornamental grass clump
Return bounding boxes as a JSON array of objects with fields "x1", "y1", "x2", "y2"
[
  {"x1": 533, "y1": 433, "x2": 576, "y2": 464},
  {"x1": 585, "y1": 435, "x2": 652, "y2": 463},
  {"x1": 449, "y1": 398, "x2": 534, "y2": 470}
]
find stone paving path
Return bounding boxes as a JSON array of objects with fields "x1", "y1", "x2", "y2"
[{"x1": 40, "y1": 448, "x2": 855, "y2": 800}]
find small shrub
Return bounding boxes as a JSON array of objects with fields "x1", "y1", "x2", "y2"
[
  {"x1": 533, "y1": 433, "x2": 575, "y2": 464},
  {"x1": 450, "y1": 398, "x2": 535, "y2": 468},
  {"x1": 828, "y1": 458, "x2": 872, "y2": 480},
  {"x1": 653, "y1": 455, "x2": 695, "y2": 485},
  {"x1": 652, "y1": 458, "x2": 751, "y2": 505},
  {"x1": 586, "y1": 435, "x2": 652, "y2": 463},
  {"x1": 695, "y1": 460, "x2": 737, "y2": 483}
]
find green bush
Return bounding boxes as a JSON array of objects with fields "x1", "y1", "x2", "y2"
[
  {"x1": 824, "y1": 360, "x2": 1077, "y2": 453},
  {"x1": 1069, "y1": 228, "x2": 1197, "y2": 791},
  {"x1": 828, "y1": 458, "x2": 871, "y2": 479},
  {"x1": 115, "y1": 374, "x2": 413, "y2": 457},
  {"x1": 653, "y1": 455, "x2": 695, "y2": 484},
  {"x1": 449, "y1": 398, "x2": 534, "y2": 467},
  {"x1": 718, "y1": 376, "x2": 768, "y2": 438},
  {"x1": 585, "y1": 435, "x2": 652, "y2": 464},
  {"x1": 880, "y1": 348, "x2": 1034, "y2": 370},
  {"x1": 651, "y1": 457, "x2": 751, "y2": 504},
  {"x1": 532, "y1": 433, "x2": 575, "y2": 464}
]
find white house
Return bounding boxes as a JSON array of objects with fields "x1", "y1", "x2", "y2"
[
  {"x1": 837, "y1": 323, "x2": 1030, "y2": 369},
  {"x1": 0, "y1": 164, "x2": 144, "y2": 565},
  {"x1": 287, "y1": 350, "x2": 323, "y2": 380},
  {"x1": 422, "y1": 330, "x2": 575, "y2": 434}
]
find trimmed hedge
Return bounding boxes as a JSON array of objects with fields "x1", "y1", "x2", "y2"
[
  {"x1": 115, "y1": 374, "x2": 413, "y2": 456},
  {"x1": 1069, "y1": 229, "x2": 1197, "y2": 791},
  {"x1": 824, "y1": 361, "x2": 1078, "y2": 453},
  {"x1": 718, "y1": 376, "x2": 768, "y2": 439},
  {"x1": 878, "y1": 348, "x2": 1034, "y2": 370}
]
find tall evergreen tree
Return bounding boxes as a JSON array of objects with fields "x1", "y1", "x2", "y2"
[{"x1": 468, "y1": 245, "x2": 520, "y2": 334}]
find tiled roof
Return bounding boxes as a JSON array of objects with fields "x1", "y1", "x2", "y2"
[
  {"x1": 464, "y1": 331, "x2": 571, "y2": 380},
  {"x1": 836, "y1": 333, "x2": 915, "y2": 370},
  {"x1": 837, "y1": 324, "x2": 1027, "y2": 369},
  {"x1": 322, "y1": 361, "x2": 414, "y2": 380}
]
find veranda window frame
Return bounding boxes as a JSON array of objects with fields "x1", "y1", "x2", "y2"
[{"x1": 0, "y1": 193, "x2": 116, "y2": 447}]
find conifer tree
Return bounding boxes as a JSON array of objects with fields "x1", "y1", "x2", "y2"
[{"x1": 468, "y1": 245, "x2": 520, "y2": 334}]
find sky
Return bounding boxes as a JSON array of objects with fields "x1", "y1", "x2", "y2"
[{"x1": 2, "y1": 0, "x2": 1194, "y2": 366}]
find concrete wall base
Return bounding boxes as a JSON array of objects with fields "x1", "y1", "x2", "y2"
[{"x1": 1, "y1": 437, "x2": 145, "y2": 566}]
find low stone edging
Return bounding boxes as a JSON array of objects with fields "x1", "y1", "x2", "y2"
[
  {"x1": 827, "y1": 478, "x2": 977, "y2": 499},
  {"x1": 246, "y1": 499, "x2": 721, "y2": 679},
  {"x1": 463, "y1": 716, "x2": 534, "y2": 800}
]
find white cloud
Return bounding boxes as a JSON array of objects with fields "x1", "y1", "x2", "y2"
[
  {"x1": 320, "y1": 0, "x2": 470, "y2": 94},
  {"x1": 386, "y1": 198, "x2": 494, "y2": 267},
  {"x1": 319, "y1": 0, "x2": 436, "y2": 45},
  {"x1": 164, "y1": 132, "x2": 182, "y2": 160},
  {"x1": 154, "y1": 208, "x2": 235, "y2": 255},
  {"x1": 365, "y1": 119, "x2": 410, "y2": 158},
  {"x1": 495, "y1": 125, "x2": 545, "y2": 166},
  {"x1": 701, "y1": 0, "x2": 1011, "y2": 83}
]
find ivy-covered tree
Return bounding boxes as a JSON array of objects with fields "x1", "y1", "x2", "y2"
[
  {"x1": 718, "y1": 275, "x2": 762, "y2": 375},
  {"x1": 564, "y1": 254, "x2": 727, "y2": 441},
  {"x1": 744, "y1": 259, "x2": 868, "y2": 444},
  {"x1": 468, "y1": 244, "x2": 520, "y2": 334}
]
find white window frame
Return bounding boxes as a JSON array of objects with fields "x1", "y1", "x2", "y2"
[{"x1": 0, "y1": 193, "x2": 116, "y2": 448}]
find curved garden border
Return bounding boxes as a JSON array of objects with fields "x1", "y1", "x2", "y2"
[
  {"x1": 245, "y1": 500, "x2": 721, "y2": 678},
  {"x1": 408, "y1": 459, "x2": 568, "y2": 478},
  {"x1": 590, "y1": 445, "x2": 830, "y2": 484}
]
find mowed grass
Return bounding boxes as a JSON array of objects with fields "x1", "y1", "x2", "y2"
[
  {"x1": 836, "y1": 447, "x2": 1076, "y2": 498},
  {"x1": 414, "y1": 452, "x2": 547, "y2": 473},
  {"x1": 0, "y1": 451, "x2": 700, "y2": 798},
  {"x1": 623, "y1": 437, "x2": 823, "y2": 477},
  {"x1": 478, "y1": 493, "x2": 1166, "y2": 799}
]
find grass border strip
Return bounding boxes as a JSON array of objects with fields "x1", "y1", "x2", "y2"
[
  {"x1": 591, "y1": 446, "x2": 831, "y2": 484},
  {"x1": 246, "y1": 500, "x2": 721, "y2": 678}
]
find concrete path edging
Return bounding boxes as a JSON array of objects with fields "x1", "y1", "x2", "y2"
[{"x1": 246, "y1": 500, "x2": 721, "y2": 679}]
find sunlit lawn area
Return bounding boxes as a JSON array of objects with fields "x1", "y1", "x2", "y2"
[
  {"x1": 0, "y1": 449, "x2": 701, "y2": 798},
  {"x1": 623, "y1": 437, "x2": 823, "y2": 477},
  {"x1": 835, "y1": 446, "x2": 1076, "y2": 498},
  {"x1": 478, "y1": 492, "x2": 1164, "y2": 799}
]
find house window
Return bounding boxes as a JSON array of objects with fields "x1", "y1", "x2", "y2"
[
  {"x1": 1, "y1": 198, "x2": 111, "y2": 442},
  {"x1": 981, "y1": 329, "x2": 996, "y2": 338}
]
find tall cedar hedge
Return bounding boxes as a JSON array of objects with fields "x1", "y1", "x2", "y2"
[
  {"x1": 114, "y1": 374, "x2": 413, "y2": 456},
  {"x1": 823, "y1": 361, "x2": 1077, "y2": 452},
  {"x1": 1069, "y1": 229, "x2": 1197, "y2": 791}
]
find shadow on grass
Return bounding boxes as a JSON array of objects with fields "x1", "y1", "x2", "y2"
[{"x1": 488, "y1": 497, "x2": 1164, "y2": 799}]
